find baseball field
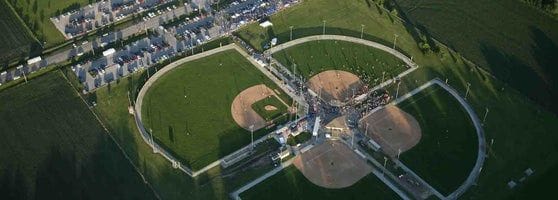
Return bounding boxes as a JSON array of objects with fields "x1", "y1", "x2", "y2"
[
  {"x1": 240, "y1": 164, "x2": 400, "y2": 200},
  {"x1": 0, "y1": 72, "x2": 155, "y2": 199},
  {"x1": 141, "y1": 49, "x2": 291, "y2": 170},
  {"x1": 273, "y1": 40, "x2": 408, "y2": 83},
  {"x1": 397, "y1": 84, "x2": 477, "y2": 195}
]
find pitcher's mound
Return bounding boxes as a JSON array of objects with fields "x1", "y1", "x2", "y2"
[
  {"x1": 293, "y1": 140, "x2": 372, "y2": 189},
  {"x1": 359, "y1": 105, "x2": 422, "y2": 157},
  {"x1": 264, "y1": 105, "x2": 278, "y2": 111},
  {"x1": 307, "y1": 70, "x2": 365, "y2": 105}
]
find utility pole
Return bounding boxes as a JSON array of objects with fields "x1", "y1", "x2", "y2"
[
  {"x1": 383, "y1": 157, "x2": 387, "y2": 175},
  {"x1": 322, "y1": 20, "x2": 326, "y2": 35},
  {"x1": 393, "y1": 34, "x2": 398, "y2": 50},
  {"x1": 360, "y1": 24, "x2": 364, "y2": 39},
  {"x1": 465, "y1": 82, "x2": 471, "y2": 100},
  {"x1": 289, "y1": 26, "x2": 294, "y2": 41},
  {"x1": 482, "y1": 107, "x2": 489, "y2": 125}
]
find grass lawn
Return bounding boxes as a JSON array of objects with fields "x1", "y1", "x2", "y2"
[
  {"x1": 286, "y1": 132, "x2": 312, "y2": 146},
  {"x1": 395, "y1": 0, "x2": 558, "y2": 114},
  {"x1": 0, "y1": 0, "x2": 38, "y2": 66},
  {"x1": 272, "y1": 40, "x2": 408, "y2": 84},
  {"x1": 397, "y1": 84, "x2": 477, "y2": 195},
  {"x1": 7, "y1": 0, "x2": 90, "y2": 46},
  {"x1": 0, "y1": 72, "x2": 155, "y2": 199},
  {"x1": 141, "y1": 49, "x2": 290, "y2": 170},
  {"x1": 240, "y1": 165, "x2": 400, "y2": 200},
  {"x1": 251, "y1": 95, "x2": 288, "y2": 121}
]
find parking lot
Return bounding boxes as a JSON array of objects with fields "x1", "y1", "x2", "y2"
[{"x1": 51, "y1": 0, "x2": 175, "y2": 39}]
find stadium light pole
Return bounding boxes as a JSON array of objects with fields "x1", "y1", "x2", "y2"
[
  {"x1": 381, "y1": 71, "x2": 386, "y2": 83},
  {"x1": 395, "y1": 81, "x2": 401, "y2": 99},
  {"x1": 290, "y1": 26, "x2": 294, "y2": 41},
  {"x1": 360, "y1": 24, "x2": 364, "y2": 39},
  {"x1": 150, "y1": 128, "x2": 156, "y2": 153},
  {"x1": 465, "y1": 82, "x2": 471, "y2": 100},
  {"x1": 393, "y1": 34, "x2": 399, "y2": 50},
  {"x1": 250, "y1": 125, "x2": 255, "y2": 150},
  {"x1": 322, "y1": 20, "x2": 326, "y2": 35}
]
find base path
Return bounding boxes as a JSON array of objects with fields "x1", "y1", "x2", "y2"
[{"x1": 293, "y1": 140, "x2": 372, "y2": 189}]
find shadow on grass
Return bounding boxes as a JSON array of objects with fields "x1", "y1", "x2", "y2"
[{"x1": 480, "y1": 27, "x2": 558, "y2": 113}]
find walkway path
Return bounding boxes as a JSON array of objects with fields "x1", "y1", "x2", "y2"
[{"x1": 230, "y1": 158, "x2": 295, "y2": 200}]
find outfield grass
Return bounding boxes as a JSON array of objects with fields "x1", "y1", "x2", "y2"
[
  {"x1": 240, "y1": 165, "x2": 400, "y2": 200},
  {"x1": 397, "y1": 84, "x2": 477, "y2": 195},
  {"x1": 251, "y1": 95, "x2": 288, "y2": 121},
  {"x1": 141, "y1": 49, "x2": 290, "y2": 170},
  {"x1": 272, "y1": 40, "x2": 408, "y2": 84},
  {"x1": 0, "y1": 0, "x2": 38, "y2": 66},
  {"x1": 0, "y1": 72, "x2": 155, "y2": 199},
  {"x1": 395, "y1": 0, "x2": 558, "y2": 114},
  {"x1": 7, "y1": 0, "x2": 90, "y2": 46}
]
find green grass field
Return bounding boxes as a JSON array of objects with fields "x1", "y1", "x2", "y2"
[
  {"x1": 7, "y1": 0, "x2": 90, "y2": 46},
  {"x1": 141, "y1": 49, "x2": 290, "y2": 170},
  {"x1": 0, "y1": 0, "x2": 38, "y2": 66},
  {"x1": 272, "y1": 40, "x2": 408, "y2": 84},
  {"x1": 0, "y1": 72, "x2": 155, "y2": 199},
  {"x1": 240, "y1": 165, "x2": 400, "y2": 200},
  {"x1": 395, "y1": 0, "x2": 558, "y2": 114},
  {"x1": 286, "y1": 132, "x2": 312, "y2": 146},
  {"x1": 397, "y1": 84, "x2": 477, "y2": 195},
  {"x1": 251, "y1": 95, "x2": 288, "y2": 121}
]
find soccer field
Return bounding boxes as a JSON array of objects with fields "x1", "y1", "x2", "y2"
[
  {"x1": 272, "y1": 40, "x2": 408, "y2": 84},
  {"x1": 397, "y1": 84, "x2": 477, "y2": 195},
  {"x1": 141, "y1": 49, "x2": 290, "y2": 170},
  {"x1": 0, "y1": 72, "x2": 155, "y2": 199},
  {"x1": 240, "y1": 165, "x2": 400, "y2": 200}
]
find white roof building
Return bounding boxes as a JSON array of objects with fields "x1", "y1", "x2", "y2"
[
  {"x1": 102, "y1": 48, "x2": 116, "y2": 57},
  {"x1": 259, "y1": 21, "x2": 273, "y2": 28},
  {"x1": 27, "y1": 57, "x2": 42, "y2": 65}
]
